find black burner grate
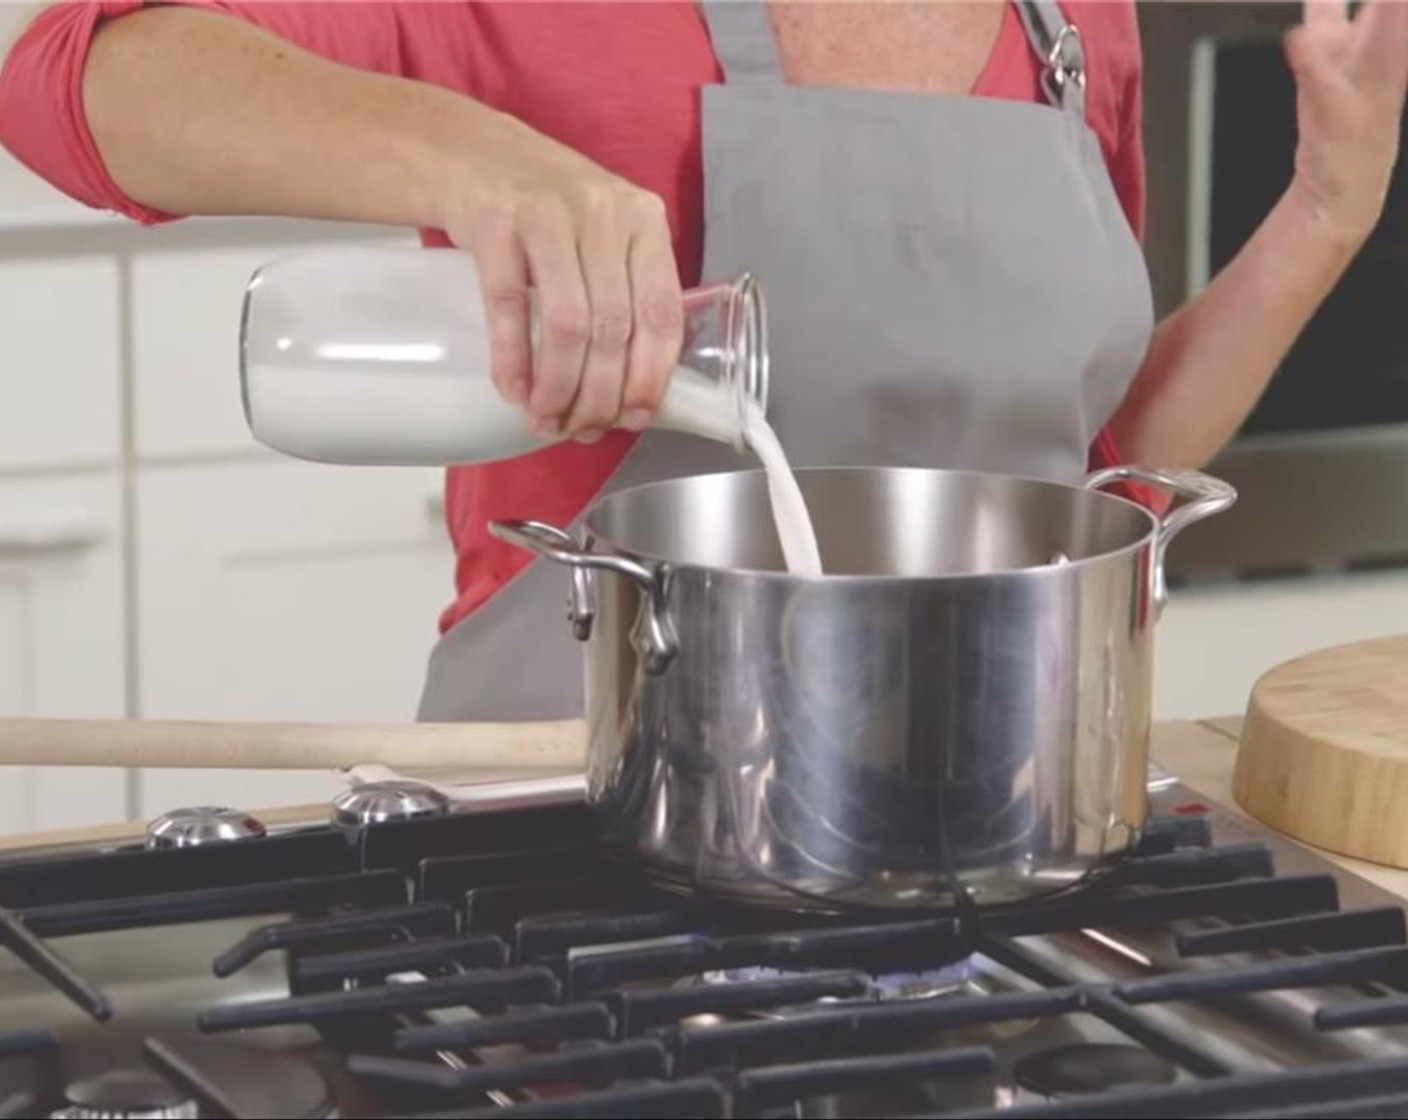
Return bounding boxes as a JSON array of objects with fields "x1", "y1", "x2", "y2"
[{"x1": 5, "y1": 807, "x2": 1408, "y2": 1117}]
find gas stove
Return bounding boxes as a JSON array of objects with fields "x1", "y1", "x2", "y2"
[{"x1": 4, "y1": 778, "x2": 1408, "y2": 1118}]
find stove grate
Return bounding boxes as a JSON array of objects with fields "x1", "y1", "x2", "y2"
[
  {"x1": 348, "y1": 1037, "x2": 671, "y2": 1093},
  {"x1": 605, "y1": 968, "x2": 869, "y2": 1035},
  {"x1": 1114, "y1": 943, "x2": 1408, "y2": 1005},
  {"x1": 1178, "y1": 904, "x2": 1408, "y2": 957},
  {"x1": 214, "y1": 900, "x2": 457, "y2": 977},
  {"x1": 11, "y1": 807, "x2": 1408, "y2": 1117},
  {"x1": 947, "y1": 1053, "x2": 1408, "y2": 1119},
  {"x1": 981, "y1": 872, "x2": 1342, "y2": 938},
  {"x1": 291, "y1": 932, "x2": 509, "y2": 984},
  {"x1": 393, "y1": 1001, "x2": 615, "y2": 1052},
  {"x1": 21, "y1": 867, "x2": 408, "y2": 938},
  {"x1": 562, "y1": 917, "x2": 969, "y2": 999},
  {"x1": 1096, "y1": 840, "x2": 1273, "y2": 887},
  {"x1": 198, "y1": 966, "x2": 562, "y2": 1032},
  {"x1": 0, "y1": 828, "x2": 355, "y2": 909},
  {"x1": 1317, "y1": 990, "x2": 1408, "y2": 1030},
  {"x1": 733, "y1": 1047, "x2": 994, "y2": 1114},
  {"x1": 0, "y1": 1029, "x2": 55, "y2": 1060},
  {"x1": 416, "y1": 1077, "x2": 730, "y2": 1119},
  {"x1": 1226, "y1": 1089, "x2": 1408, "y2": 1119},
  {"x1": 0, "y1": 903, "x2": 111, "y2": 1021}
]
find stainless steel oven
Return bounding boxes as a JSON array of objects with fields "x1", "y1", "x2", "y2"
[{"x1": 1137, "y1": 2, "x2": 1408, "y2": 582}]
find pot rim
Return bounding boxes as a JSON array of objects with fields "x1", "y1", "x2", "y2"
[{"x1": 579, "y1": 464, "x2": 1162, "y2": 585}]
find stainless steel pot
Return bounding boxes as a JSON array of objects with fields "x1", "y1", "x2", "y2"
[{"x1": 491, "y1": 464, "x2": 1235, "y2": 911}]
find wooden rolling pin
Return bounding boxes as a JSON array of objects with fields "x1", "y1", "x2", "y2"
[{"x1": 0, "y1": 718, "x2": 586, "y2": 772}]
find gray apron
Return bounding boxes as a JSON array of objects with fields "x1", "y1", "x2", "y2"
[{"x1": 416, "y1": 0, "x2": 1154, "y2": 723}]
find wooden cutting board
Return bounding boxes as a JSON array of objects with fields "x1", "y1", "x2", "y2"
[{"x1": 1233, "y1": 634, "x2": 1408, "y2": 868}]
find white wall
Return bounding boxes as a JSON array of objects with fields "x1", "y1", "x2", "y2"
[{"x1": 1155, "y1": 570, "x2": 1408, "y2": 721}]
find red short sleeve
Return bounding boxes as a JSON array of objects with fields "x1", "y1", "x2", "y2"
[{"x1": 0, "y1": 1, "x2": 430, "y2": 224}]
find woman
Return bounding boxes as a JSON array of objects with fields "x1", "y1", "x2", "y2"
[{"x1": 1, "y1": 0, "x2": 1403, "y2": 722}]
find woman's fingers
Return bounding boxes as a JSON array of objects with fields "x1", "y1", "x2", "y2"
[
  {"x1": 623, "y1": 198, "x2": 686, "y2": 431},
  {"x1": 519, "y1": 197, "x2": 591, "y2": 438},
  {"x1": 474, "y1": 211, "x2": 534, "y2": 409},
  {"x1": 568, "y1": 187, "x2": 634, "y2": 440}
]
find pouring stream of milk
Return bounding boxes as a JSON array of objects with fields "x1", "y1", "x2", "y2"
[
  {"x1": 742, "y1": 401, "x2": 824, "y2": 577},
  {"x1": 657, "y1": 373, "x2": 823, "y2": 577}
]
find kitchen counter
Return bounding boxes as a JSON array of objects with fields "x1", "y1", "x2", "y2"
[
  {"x1": 6, "y1": 720, "x2": 1408, "y2": 910},
  {"x1": 1154, "y1": 717, "x2": 1408, "y2": 902}
]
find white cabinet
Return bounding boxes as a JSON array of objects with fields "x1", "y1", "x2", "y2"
[
  {"x1": 0, "y1": 258, "x2": 121, "y2": 470},
  {"x1": 132, "y1": 237, "x2": 413, "y2": 460},
  {"x1": 135, "y1": 457, "x2": 452, "y2": 815},
  {"x1": 132, "y1": 247, "x2": 286, "y2": 459},
  {"x1": 0, "y1": 472, "x2": 126, "y2": 835}
]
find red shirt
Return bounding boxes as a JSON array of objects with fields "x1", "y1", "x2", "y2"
[{"x1": 0, "y1": 0, "x2": 1149, "y2": 633}]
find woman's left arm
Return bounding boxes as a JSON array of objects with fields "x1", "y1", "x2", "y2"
[{"x1": 1109, "y1": 0, "x2": 1408, "y2": 468}]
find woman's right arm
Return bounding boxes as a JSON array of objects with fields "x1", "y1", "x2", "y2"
[
  {"x1": 82, "y1": 4, "x2": 489, "y2": 231},
  {"x1": 0, "y1": 3, "x2": 684, "y2": 439}
]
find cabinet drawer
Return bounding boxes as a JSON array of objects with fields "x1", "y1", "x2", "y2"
[
  {"x1": 136, "y1": 457, "x2": 452, "y2": 814},
  {"x1": 132, "y1": 236, "x2": 413, "y2": 459},
  {"x1": 0, "y1": 258, "x2": 120, "y2": 470},
  {"x1": 0, "y1": 471, "x2": 126, "y2": 833}
]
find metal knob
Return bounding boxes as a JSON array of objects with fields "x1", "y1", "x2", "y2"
[
  {"x1": 145, "y1": 806, "x2": 267, "y2": 850},
  {"x1": 332, "y1": 780, "x2": 451, "y2": 830}
]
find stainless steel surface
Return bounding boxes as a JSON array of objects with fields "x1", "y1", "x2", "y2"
[
  {"x1": 1022, "y1": 782, "x2": 1408, "y2": 1076},
  {"x1": 145, "y1": 807, "x2": 267, "y2": 850},
  {"x1": 490, "y1": 518, "x2": 678, "y2": 674},
  {"x1": 1082, "y1": 464, "x2": 1237, "y2": 610},
  {"x1": 1164, "y1": 425, "x2": 1408, "y2": 580},
  {"x1": 1146, "y1": 759, "x2": 1180, "y2": 795},
  {"x1": 330, "y1": 780, "x2": 451, "y2": 829},
  {"x1": 492, "y1": 464, "x2": 1236, "y2": 910},
  {"x1": 427, "y1": 773, "x2": 588, "y2": 811}
]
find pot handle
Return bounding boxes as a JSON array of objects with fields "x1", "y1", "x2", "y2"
[
  {"x1": 489, "y1": 519, "x2": 677, "y2": 675},
  {"x1": 1081, "y1": 465, "x2": 1237, "y2": 614}
]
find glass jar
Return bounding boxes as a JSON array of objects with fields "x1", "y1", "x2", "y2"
[{"x1": 239, "y1": 245, "x2": 768, "y2": 466}]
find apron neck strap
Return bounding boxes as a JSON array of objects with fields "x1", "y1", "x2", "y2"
[
  {"x1": 1014, "y1": 0, "x2": 1087, "y2": 117},
  {"x1": 700, "y1": 0, "x2": 785, "y2": 85},
  {"x1": 701, "y1": 0, "x2": 1087, "y2": 114}
]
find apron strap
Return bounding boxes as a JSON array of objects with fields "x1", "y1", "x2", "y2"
[
  {"x1": 1015, "y1": 0, "x2": 1087, "y2": 117},
  {"x1": 699, "y1": 0, "x2": 785, "y2": 85},
  {"x1": 701, "y1": 0, "x2": 1086, "y2": 112}
]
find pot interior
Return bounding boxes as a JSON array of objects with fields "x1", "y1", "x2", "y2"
[{"x1": 585, "y1": 466, "x2": 1154, "y2": 577}]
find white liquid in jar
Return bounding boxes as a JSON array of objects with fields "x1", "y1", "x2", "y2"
[{"x1": 244, "y1": 358, "x2": 739, "y2": 467}]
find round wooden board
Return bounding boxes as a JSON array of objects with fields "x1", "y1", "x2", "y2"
[{"x1": 1233, "y1": 634, "x2": 1408, "y2": 868}]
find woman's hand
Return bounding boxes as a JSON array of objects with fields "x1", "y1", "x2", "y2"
[
  {"x1": 435, "y1": 111, "x2": 685, "y2": 443},
  {"x1": 1285, "y1": 0, "x2": 1408, "y2": 244}
]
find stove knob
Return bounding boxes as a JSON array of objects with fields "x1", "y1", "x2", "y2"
[
  {"x1": 145, "y1": 806, "x2": 267, "y2": 850},
  {"x1": 332, "y1": 780, "x2": 452, "y2": 830}
]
